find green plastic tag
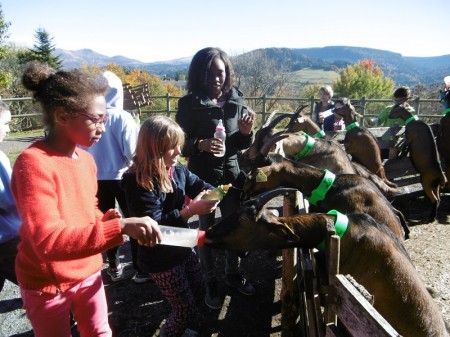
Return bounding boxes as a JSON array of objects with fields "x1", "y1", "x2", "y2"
[{"x1": 255, "y1": 170, "x2": 268, "y2": 182}]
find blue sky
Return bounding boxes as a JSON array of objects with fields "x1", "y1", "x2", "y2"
[{"x1": 2, "y1": 0, "x2": 448, "y2": 63}]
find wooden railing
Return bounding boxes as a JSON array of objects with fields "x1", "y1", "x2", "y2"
[{"x1": 3, "y1": 93, "x2": 444, "y2": 131}]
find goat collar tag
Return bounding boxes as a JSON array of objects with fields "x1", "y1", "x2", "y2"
[
  {"x1": 313, "y1": 130, "x2": 326, "y2": 138},
  {"x1": 306, "y1": 169, "x2": 335, "y2": 205},
  {"x1": 345, "y1": 122, "x2": 359, "y2": 131},
  {"x1": 443, "y1": 108, "x2": 450, "y2": 115},
  {"x1": 294, "y1": 133, "x2": 316, "y2": 160},
  {"x1": 405, "y1": 115, "x2": 418, "y2": 125},
  {"x1": 317, "y1": 210, "x2": 349, "y2": 251}
]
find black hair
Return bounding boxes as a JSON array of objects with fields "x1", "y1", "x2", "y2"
[
  {"x1": 186, "y1": 47, "x2": 235, "y2": 95},
  {"x1": 22, "y1": 61, "x2": 108, "y2": 127}
]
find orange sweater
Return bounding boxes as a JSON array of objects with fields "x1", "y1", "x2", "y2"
[{"x1": 11, "y1": 141, "x2": 124, "y2": 294}]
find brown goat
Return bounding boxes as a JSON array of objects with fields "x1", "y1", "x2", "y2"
[
  {"x1": 389, "y1": 105, "x2": 447, "y2": 223},
  {"x1": 205, "y1": 192, "x2": 449, "y2": 337},
  {"x1": 243, "y1": 108, "x2": 400, "y2": 197},
  {"x1": 243, "y1": 154, "x2": 409, "y2": 240},
  {"x1": 334, "y1": 98, "x2": 396, "y2": 188}
]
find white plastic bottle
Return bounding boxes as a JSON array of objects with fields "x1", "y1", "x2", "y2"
[
  {"x1": 158, "y1": 225, "x2": 205, "y2": 248},
  {"x1": 214, "y1": 119, "x2": 226, "y2": 157}
]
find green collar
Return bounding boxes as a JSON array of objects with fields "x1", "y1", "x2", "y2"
[
  {"x1": 443, "y1": 108, "x2": 450, "y2": 116},
  {"x1": 405, "y1": 115, "x2": 418, "y2": 125},
  {"x1": 294, "y1": 133, "x2": 316, "y2": 160},
  {"x1": 313, "y1": 130, "x2": 326, "y2": 138},
  {"x1": 306, "y1": 169, "x2": 335, "y2": 205},
  {"x1": 345, "y1": 122, "x2": 359, "y2": 131},
  {"x1": 317, "y1": 210, "x2": 349, "y2": 251}
]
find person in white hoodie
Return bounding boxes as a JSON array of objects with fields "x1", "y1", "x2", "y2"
[{"x1": 84, "y1": 71, "x2": 145, "y2": 282}]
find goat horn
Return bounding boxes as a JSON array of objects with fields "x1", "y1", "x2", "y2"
[
  {"x1": 260, "y1": 131, "x2": 289, "y2": 157},
  {"x1": 262, "y1": 110, "x2": 279, "y2": 127},
  {"x1": 243, "y1": 187, "x2": 299, "y2": 209},
  {"x1": 264, "y1": 112, "x2": 293, "y2": 130},
  {"x1": 286, "y1": 104, "x2": 309, "y2": 131}
]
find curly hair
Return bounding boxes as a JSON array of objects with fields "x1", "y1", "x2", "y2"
[
  {"x1": 21, "y1": 61, "x2": 108, "y2": 127},
  {"x1": 186, "y1": 47, "x2": 235, "y2": 95}
]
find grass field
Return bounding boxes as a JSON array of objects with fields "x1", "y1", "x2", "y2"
[{"x1": 288, "y1": 68, "x2": 340, "y2": 91}]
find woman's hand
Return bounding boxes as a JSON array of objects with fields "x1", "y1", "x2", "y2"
[
  {"x1": 188, "y1": 190, "x2": 220, "y2": 215},
  {"x1": 238, "y1": 111, "x2": 254, "y2": 135},
  {"x1": 120, "y1": 216, "x2": 162, "y2": 247},
  {"x1": 198, "y1": 137, "x2": 224, "y2": 155},
  {"x1": 102, "y1": 208, "x2": 122, "y2": 221}
]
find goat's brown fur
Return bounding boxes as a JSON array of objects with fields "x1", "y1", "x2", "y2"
[
  {"x1": 335, "y1": 100, "x2": 396, "y2": 188},
  {"x1": 243, "y1": 155, "x2": 409, "y2": 240},
  {"x1": 390, "y1": 105, "x2": 447, "y2": 223},
  {"x1": 206, "y1": 209, "x2": 449, "y2": 337}
]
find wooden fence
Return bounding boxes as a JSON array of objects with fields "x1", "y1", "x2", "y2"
[{"x1": 3, "y1": 93, "x2": 445, "y2": 131}]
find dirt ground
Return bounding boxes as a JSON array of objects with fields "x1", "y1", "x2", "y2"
[{"x1": 0, "y1": 138, "x2": 449, "y2": 336}]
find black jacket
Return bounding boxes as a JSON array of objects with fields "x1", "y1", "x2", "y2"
[
  {"x1": 121, "y1": 164, "x2": 213, "y2": 273},
  {"x1": 176, "y1": 87, "x2": 253, "y2": 186}
]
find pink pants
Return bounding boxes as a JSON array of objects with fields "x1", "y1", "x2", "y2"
[{"x1": 21, "y1": 271, "x2": 112, "y2": 337}]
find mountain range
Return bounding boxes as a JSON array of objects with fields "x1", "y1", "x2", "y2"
[{"x1": 55, "y1": 46, "x2": 450, "y2": 86}]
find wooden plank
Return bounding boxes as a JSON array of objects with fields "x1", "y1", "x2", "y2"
[
  {"x1": 333, "y1": 275, "x2": 400, "y2": 337},
  {"x1": 281, "y1": 191, "x2": 301, "y2": 337}
]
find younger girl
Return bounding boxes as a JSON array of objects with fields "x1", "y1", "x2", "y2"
[
  {"x1": 11, "y1": 62, "x2": 161, "y2": 337},
  {"x1": 122, "y1": 116, "x2": 218, "y2": 337}
]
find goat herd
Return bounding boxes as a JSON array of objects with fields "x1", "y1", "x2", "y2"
[{"x1": 203, "y1": 102, "x2": 450, "y2": 337}]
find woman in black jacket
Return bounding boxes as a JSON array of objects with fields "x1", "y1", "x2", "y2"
[{"x1": 176, "y1": 47, "x2": 256, "y2": 310}]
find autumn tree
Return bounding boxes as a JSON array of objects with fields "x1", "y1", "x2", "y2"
[{"x1": 333, "y1": 59, "x2": 394, "y2": 99}]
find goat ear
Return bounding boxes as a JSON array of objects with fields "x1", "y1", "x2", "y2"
[
  {"x1": 260, "y1": 211, "x2": 300, "y2": 242},
  {"x1": 297, "y1": 116, "x2": 305, "y2": 123},
  {"x1": 271, "y1": 223, "x2": 300, "y2": 243}
]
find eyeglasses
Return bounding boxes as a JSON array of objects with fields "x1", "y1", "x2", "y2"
[{"x1": 77, "y1": 111, "x2": 109, "y2": 127}]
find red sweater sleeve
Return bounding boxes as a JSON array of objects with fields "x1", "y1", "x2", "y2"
[{"x1": 11, "y1": 142, "x2": 124, "y2": 293}]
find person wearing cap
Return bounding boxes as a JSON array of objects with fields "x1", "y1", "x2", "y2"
[{"x1": 376, "y1": 86, "x2": 416, "y2": 127}]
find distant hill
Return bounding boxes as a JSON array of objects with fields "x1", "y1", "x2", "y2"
[
  {"x1": 55, "y1": 48, "x2": 191, "y2": 77},
  {"x1": 55, "y1": 46, "x2": 450, "y2": 86}
]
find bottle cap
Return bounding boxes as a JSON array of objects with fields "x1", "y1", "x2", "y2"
[
  {"x1": 216, "y1": 119, "x2": 224, "y2": 131},
  {"x1": 197, "y1": 230, "x2": 206, "y2": 247}
]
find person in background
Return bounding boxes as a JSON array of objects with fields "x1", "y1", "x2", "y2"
[
  {"x1": 312, "y1": 85, "x2": 335, "y2": 130},
  {"x1": 176, "y1": 47, "x2": 256, "y2": 311},
  {"x1": 11, "y1": 61, "x2": 161, "y2": 337},
  {"x1": 0, "y1": 101, "x2": 21, "y2": 292},
  {"x1": 83, "y1": 71, "x2": 146, "y2": 283},
  {"x1": 376, "y1": 86, "x2": 416, "y2": 127},
  {"x1": 122, "y1": 116, "x2": 218, "y2": 337},
  {"x1": 439, "y1": 76, "x2": 450, "y2": 109}
]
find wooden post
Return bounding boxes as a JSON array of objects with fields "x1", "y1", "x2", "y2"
[
  {"x1": 281, "y1": 191, "x2": 301, "y2": 337},
  {"x1": 166, "y1": 93, "x2": 171, "y2": 117}
]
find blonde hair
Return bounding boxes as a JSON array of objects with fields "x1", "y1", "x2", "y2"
[
  {"x1": 319, "y1": 85, "x2": 334, "y2": 98},
  {"x1": 130, "y1": 115, "x2": 185, "y2": 192}
]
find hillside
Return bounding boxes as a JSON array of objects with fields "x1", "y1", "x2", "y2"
[{"x1": 55, "y1": 46, "x2": 450, "y2": 86}]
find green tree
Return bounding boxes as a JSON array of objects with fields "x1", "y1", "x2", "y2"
[
  {"x1": 27, "y1": 27, "x2": 62, "y2": 69},
  {"x1": 333, "y1": 59, "x2": 394, "y2": 99}
]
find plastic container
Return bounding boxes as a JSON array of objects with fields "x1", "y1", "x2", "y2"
[
  {"x1": 158, "y1": 225, "x2": 205, "y2": 247},
  {"x1": 213, "y1": 119, "x2": 226, "y2": 157}
]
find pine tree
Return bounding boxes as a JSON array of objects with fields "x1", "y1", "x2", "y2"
[{"x1": 28, "y1": 27, "x2": 62, "y2": 69}]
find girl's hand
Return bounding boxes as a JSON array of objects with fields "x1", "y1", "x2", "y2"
[
  {"x1": 102, "y1": 208, "x2": 122, "y2": 221},
  {"x1": 238, "y1": 111, "x2": 254, "y2": 135},
  {"x1": 120, "y1": 216, "x2": 162, "y2": 247},
  {"x1": 189, "y1": 190, "x2": 219, "y2": 215}
]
